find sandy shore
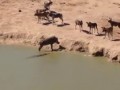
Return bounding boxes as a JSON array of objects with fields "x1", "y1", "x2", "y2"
[{"x1": 1, "y1": 0, "x2": 120, "y2": 62}]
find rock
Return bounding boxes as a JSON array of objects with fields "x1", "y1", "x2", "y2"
[
  {"x1": 70, "y1": 41, "x2": 89, "y2": 52},
  {"x1": 107, "y1": 50, "x2": 120, "y2": 62},
  {"x1": 92, "y1": 48, "x2": 104, "y2": 56},
  {"x1": 89, "y1": 43, "x2": 104, "y2": 56}
]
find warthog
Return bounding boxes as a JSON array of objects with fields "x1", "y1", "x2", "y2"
[{"x1": 38, "y1": 36, "x2": 60, "y2": 51}]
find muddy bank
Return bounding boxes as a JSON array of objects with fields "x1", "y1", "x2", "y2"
[{"x1": 0, "y1": 31, "x2": 120, "y2": 63}]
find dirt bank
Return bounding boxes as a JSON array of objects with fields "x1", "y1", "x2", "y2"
[
  {"x1": 0, "y1": 31, "x2": 120, "y2": 63},
  {"x1": 1, "y1": 0, "x2": 120, "y2": 63}
]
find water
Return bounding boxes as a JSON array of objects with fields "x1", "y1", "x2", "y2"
[{"x1": 0, "y1": 45, "x2": 120, "y2": 90}]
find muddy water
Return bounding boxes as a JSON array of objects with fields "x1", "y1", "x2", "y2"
[{"x1": 0, "y1": 45, "x2": 120, "y2": 90}]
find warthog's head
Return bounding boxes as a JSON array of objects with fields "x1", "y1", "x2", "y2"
[
  {"x1": 56, "y1": 38, "x2": 60, "y2": 44},
  {"x1": 53, "y1": 36, "x2": 60, "y2": 44}
]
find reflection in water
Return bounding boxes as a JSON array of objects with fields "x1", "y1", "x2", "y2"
[{"x1": 0, "y1": 45, "x2": 120, "y2": 90}]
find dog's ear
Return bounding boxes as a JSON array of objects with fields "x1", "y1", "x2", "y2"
[{"x1": 109, "y1": 17, "x2": 112, "y2": 20}]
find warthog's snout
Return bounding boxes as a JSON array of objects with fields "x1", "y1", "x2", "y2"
[{"x1": 56, "y1": 41, "x2": 60, "y2": 44}]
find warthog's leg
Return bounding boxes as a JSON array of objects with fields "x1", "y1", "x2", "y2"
[
  {"x1": 50, "y1": 44, "x2": 53, "y2": 51},
  {"x1": 38, "y1": 45, "x2": 43, "y2": 51}
]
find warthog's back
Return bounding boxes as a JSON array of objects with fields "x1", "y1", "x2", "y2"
[{"x1": 39, "y1": 36, "x2": 58, "y2": 45}]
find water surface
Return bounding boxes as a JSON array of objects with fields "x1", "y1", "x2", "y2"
[{"x1": 0, "y1": 45, "x2": 120, "y2": 90}]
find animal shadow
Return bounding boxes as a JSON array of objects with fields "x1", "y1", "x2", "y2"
[
  {"x1": 42, "y1": 22, "x2": 52, "y2": 25},
  {"x1": 57, "y1": 23, "x2": 70, "y2": 27},
  {"x1": 48, "y1": 45, "x2": 66, "y2": 51},
  {"x1": 82, "y1": 30, "x2": 91, "y2": 34},
  {"x1": 112, "y1": 39, "x2": 120, "y2": 41},
  {"x1": 117, "y1": 32, "x2": 120, "y2": 34},
  {"x1": 96, "y1": 33, "x2": 105, "y2": 36},
  {"x1": 52, "y1": 49, "x2": 60, "y2": 51},
  {"x1": 27, "y1": 53, "x2": 50, "y2": 59},
  {"x1": 52, "y1": 45, "x2": 66, "y2": 51}
]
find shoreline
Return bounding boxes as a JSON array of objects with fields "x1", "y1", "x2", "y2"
[{"x1": 0, "y1": 31, "x2": 120, "y2": 63}]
